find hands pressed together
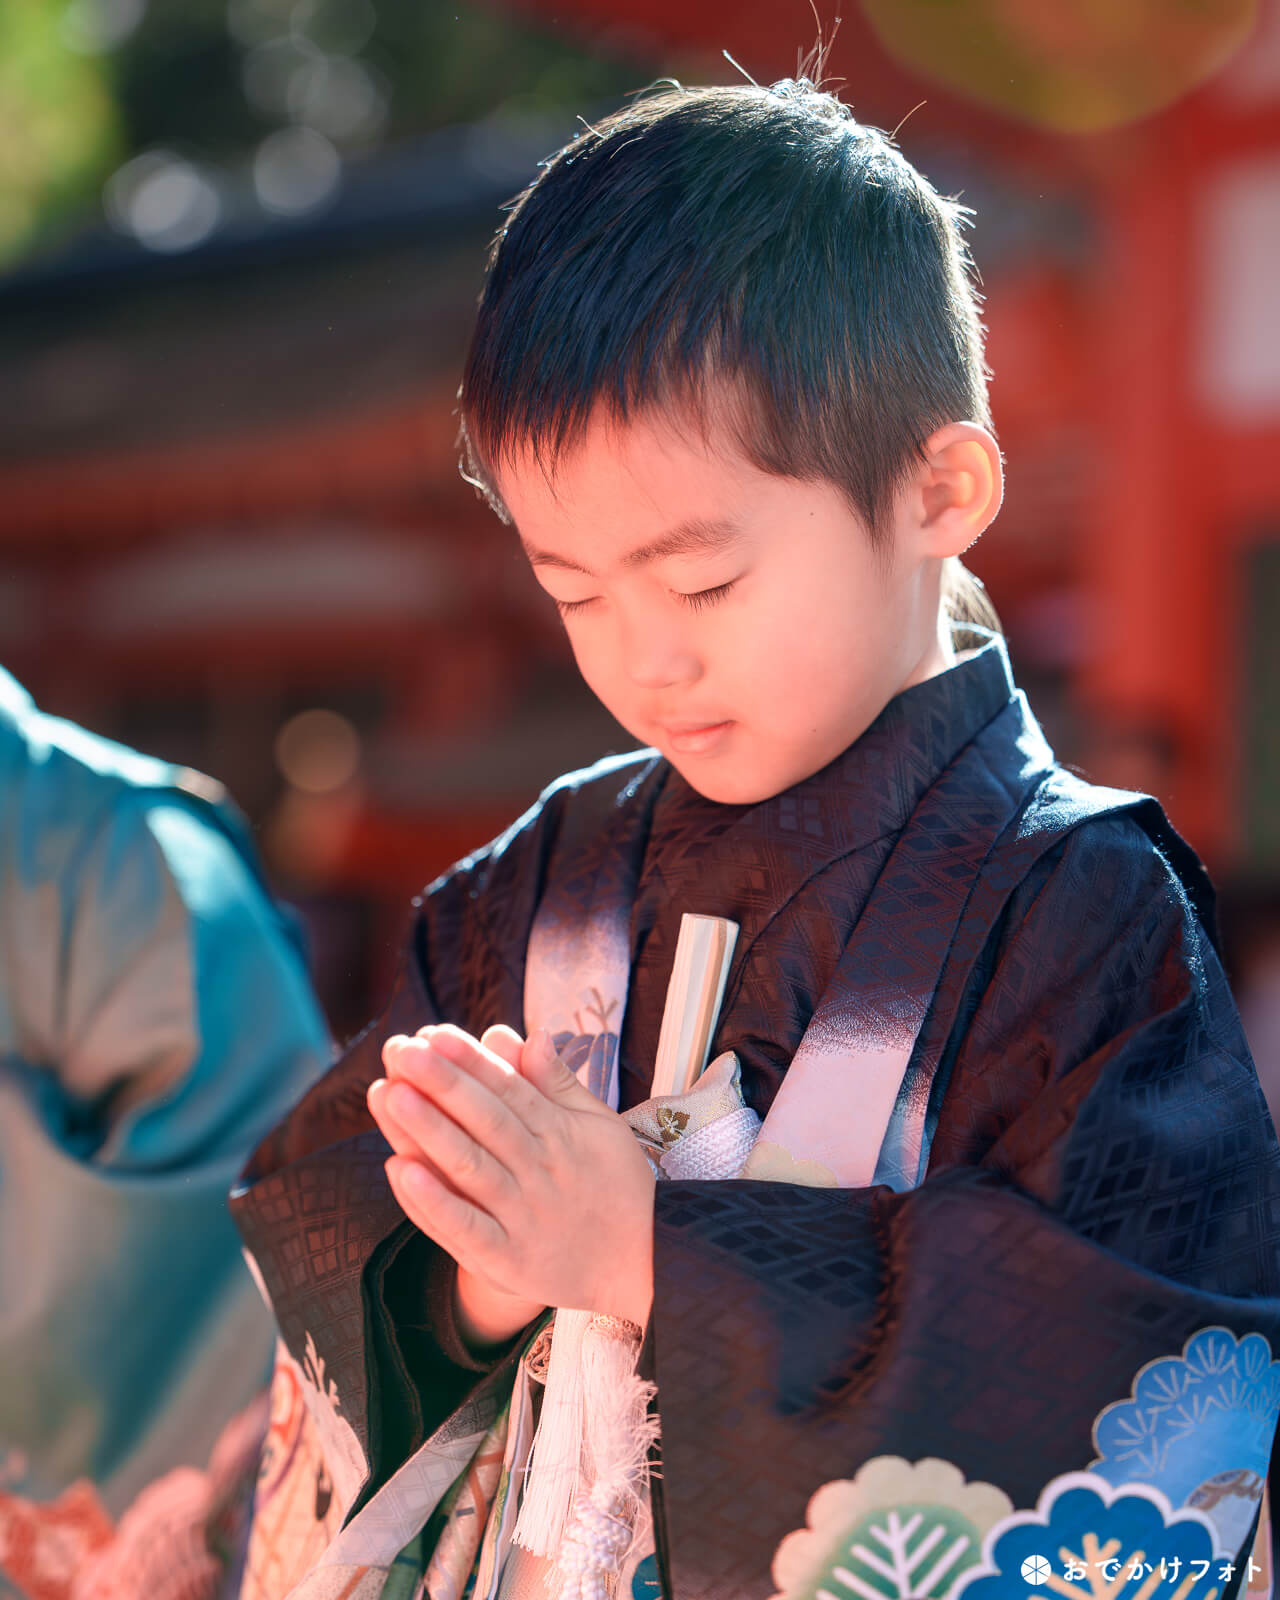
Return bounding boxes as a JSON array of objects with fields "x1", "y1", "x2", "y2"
[{"x1": 367, "y1": 1023, "x2": 656, "y2": 1351}]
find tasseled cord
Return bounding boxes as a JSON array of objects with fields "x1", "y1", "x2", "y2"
[{"x1": 512, "y1": 1309, "x2": 659, "y2": 1599}]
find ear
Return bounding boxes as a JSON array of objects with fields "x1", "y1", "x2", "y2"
[{"x1": 913, "y1": 423, "x2": 1003, "y2": 558}]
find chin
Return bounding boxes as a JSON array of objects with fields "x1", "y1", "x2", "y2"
[
  {"x1": 667, "y1": 756, "x2": 792, "y2": 807},
  {"x1": 667, "y1": 730, "x2": 855, "y2": 803}
]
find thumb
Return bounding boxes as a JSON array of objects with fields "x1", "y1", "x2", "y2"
[{"x1": 521, "y1": 1028, "x2": 607, "y2": 1114}]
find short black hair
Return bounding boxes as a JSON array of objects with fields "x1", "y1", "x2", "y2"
[{"x1": 459, "y1": 79, "x2": 992, "y2": 560}]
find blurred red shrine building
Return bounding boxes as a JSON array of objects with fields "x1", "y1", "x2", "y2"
[{"x1": 1, "y1": 0, "x2": 1278, "y2": 1030}]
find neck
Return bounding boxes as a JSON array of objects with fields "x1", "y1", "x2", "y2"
[{"x1": 901, "y1": 606, "x2": 957, "y2": 692}]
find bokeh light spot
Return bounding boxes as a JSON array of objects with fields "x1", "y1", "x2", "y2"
[
  {"x1": 61, "y1": 0, "x2": 147, "y2": 54},
  {"x1": 288, "y1": 53, "x2": 389, "y2": 143},
  {"x1": 226, "y1": 0, "x2": 297, "y2": 49},
  {"x1": 275, "y1": 709, "x2": 361, "y2": 794},
  {"x1": 104, "y1": 150, "x2": 221, "y2": 252},
  {"x1": 253, "y1": 125, "x2": 341, "y2": 214}
]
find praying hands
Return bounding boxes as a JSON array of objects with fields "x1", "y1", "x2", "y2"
[{"x1": 367, "y1": 1023, "x2": 656, "y2": 1351}]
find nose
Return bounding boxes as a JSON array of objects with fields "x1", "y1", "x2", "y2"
[{"x1": 618, "y1": 609, "x2": 701, "y2": 690}]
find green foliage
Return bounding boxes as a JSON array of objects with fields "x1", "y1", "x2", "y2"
[
  {"x1": 0, "y1": 0, "x2": 122, "y2": 265},
  {"x1": 0, "y1": 0, "x2": 652, "y2": 270}
]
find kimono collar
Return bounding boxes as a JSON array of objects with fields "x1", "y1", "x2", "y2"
[
  {"x1": 651, "y1": 628, "x2": 1021, "y2": 859},
  {"x1": 0, "y1": 667, "x2": 35, "y2": 721}
]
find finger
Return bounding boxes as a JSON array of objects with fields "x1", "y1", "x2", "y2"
[
  {"x1": 385, "y1": 1079, "x2": 518, "y2": 1208},
  {"x1": 385, "y1": 1025, "x2": 445, "y2": 1079},
  {"x1": 368, "y1": 1077, "x2": 419, "y2": 1158},
  {"x1": 385, "y1": 1027, "x2": 502, "y2": 1090},
  {"x1": 368, "y1": 1079, "x2": 462, "y2": 1194},
  {"x1": 480, "y1": 1024, "x2": 524, "y2": 1071},
  {"x1": 382, "y1": 1035, "x2": 550, "y2": 1163},
  {"x1": 391, "y1": 1028, "x2": 556, "y2": 1139},
  {"x1": 431, "y1": 1024, "x2": 522, "y2": 1087},
  {"x1": 393, "y1": 1024, "x2": 523, "y2": 1077},
  {"x1": 385, "y1": 1155, "x2": 506, "y2": 1274},
  {"x1": 520, "y1": 1027, "x2": 611, "y2": 1116}
]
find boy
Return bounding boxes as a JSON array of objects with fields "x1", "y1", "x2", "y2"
[{"x1": 231, "y1": 81, "x2": 1280, "y2": 1600}]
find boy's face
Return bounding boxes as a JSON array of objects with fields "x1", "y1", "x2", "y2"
[{"x1": 497, "y1": 404, "x2": 952, "y2": 804}]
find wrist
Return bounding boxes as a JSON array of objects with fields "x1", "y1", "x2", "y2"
[
  {"x1": 610, "y1": 1187, "x2": 655, "y2": 1329},
  {"x1": 454, "y1": 1269, "x2": 543, "y2": 1354},
  {"x1": 618, "y1": 1280, "x2": 653, "y2": 1332}
]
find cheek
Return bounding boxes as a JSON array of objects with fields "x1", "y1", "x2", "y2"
[
  {"x1": 744, "y1": 586, "x2": 874, "y2": 685},
  {"x1": 732, "y1": 579, "x2": 891, "y2": 732},
  {"x1": 564, "y1": 627, "x2": 601, "y2": 684},
  {"x1": 564, "y1": 628, "x2": 624, "y2": 709}
]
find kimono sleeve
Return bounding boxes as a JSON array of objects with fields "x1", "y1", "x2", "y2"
[
  {"x1": 647, "y1": 816, "x2": 1280, "y2": 1600},
  {"x1": 232, "y1": 779, "x2": 570, "y2": 1528},
  {"x1": 59, "y1": 793, "x2": 331, "y2": 1167},
  {"x1": 0, "y1": 788, "x2": 331, "y2": 1515}
]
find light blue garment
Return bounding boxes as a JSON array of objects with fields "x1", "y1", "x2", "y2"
[{"x1": 0, "y1": 668, "x2": 331, "y2": 1517}]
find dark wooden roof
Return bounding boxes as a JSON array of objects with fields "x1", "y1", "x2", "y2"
[{"x1": 0, "y1": 117, "x2": 570, "y2": 471}]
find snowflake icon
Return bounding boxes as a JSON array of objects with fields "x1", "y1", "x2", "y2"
[{"x1": 1021, "y1": 1556, "x2": 1052, "y2": 1585}]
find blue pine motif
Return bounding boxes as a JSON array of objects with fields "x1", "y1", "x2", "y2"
[
  {"x1": 954, "y1": 1474, "x2": 1221, "y2": 1600},
  {"x1": 1088, "y1": 1326, "x2": 1279, "y2": 1547},
  {"x1": 552, "y1": 988, "x2": 620, "y2": 1102}
]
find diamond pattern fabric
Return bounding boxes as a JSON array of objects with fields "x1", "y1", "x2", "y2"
[{"x1": 230, "y1": 637, "x2": 1280, "y2": 1598}]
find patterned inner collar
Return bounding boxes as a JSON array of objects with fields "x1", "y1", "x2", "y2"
[{"x1": 648, "y1": 627, "x2": 1023, "y2": 858}]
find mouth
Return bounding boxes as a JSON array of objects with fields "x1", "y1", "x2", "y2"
[{"x1": 657, "y1": 720, "x2": 734, "y2": 754}]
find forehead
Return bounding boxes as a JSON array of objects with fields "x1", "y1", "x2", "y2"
[
  {"x1": 495, "y1": 399, "x2": 756, "y2": 526},
  {"x1": 499, "y1": 415, "x2": 759, "y2": 580}
]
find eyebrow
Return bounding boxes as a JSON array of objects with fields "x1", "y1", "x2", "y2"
[{"x1": 520, "y1": 517, "x2": 743, "y2": 576}]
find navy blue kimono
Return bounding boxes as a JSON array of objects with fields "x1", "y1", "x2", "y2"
[{"x1": 232, "y1": 634, "x2": 1280, "y2": 1600}]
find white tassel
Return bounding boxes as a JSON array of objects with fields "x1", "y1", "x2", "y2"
[
  {"x1": 579, "y1": 1315, "x2": 658, "y2": 1540},
  {"x1": 512, "y1": 1308, "x2": 589, "y2": 1558},
  {"x1": 555, "y1": 1316, "x2": 659, "y2": 1599},
  {"x1": 512, "y1": 1310, "x2": 659, "y2": 1596}
]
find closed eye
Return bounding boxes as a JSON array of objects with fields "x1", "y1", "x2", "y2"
[
  {"x1": 676, "y1": 581, "x2": 736, "y2": 613},
  {"x1": 554, "y1": 580, "x2": 737, "y2": 618}
]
